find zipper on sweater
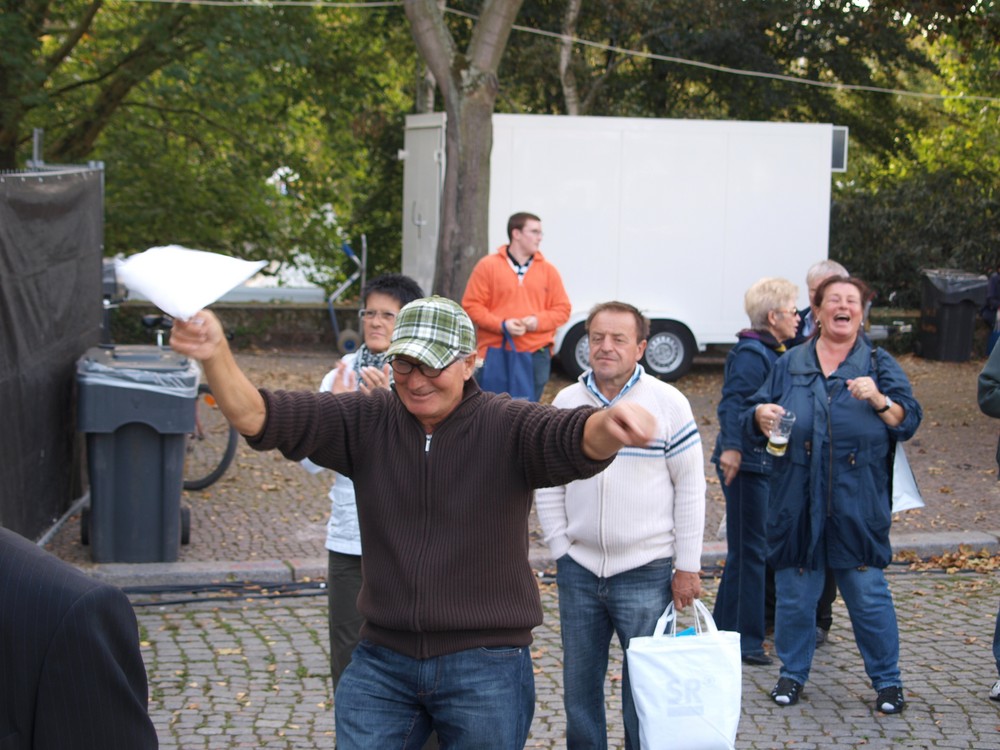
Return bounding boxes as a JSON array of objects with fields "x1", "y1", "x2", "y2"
[{"x1": 410, "y1": 431, "x2": 432, "y2": 644}]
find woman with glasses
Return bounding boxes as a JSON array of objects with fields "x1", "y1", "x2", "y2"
[
  {"x1": 301, "y1": 273, "x2": 423, "y2": 689},
  {"x1": 712, "y1": 277, "x2": 799, "y2": 666}
]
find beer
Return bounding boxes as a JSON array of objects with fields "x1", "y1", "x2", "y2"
[
  {"x1": 766, "y1": 411, "x2": 795, "y2": 457},
  {"x1": 766, "y1": 435, "x2": 789, "y2": 457}
]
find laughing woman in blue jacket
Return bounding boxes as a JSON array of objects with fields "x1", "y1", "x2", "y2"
[{"x1": 744, "y1": 276, "x2": 921, "y2": 715}]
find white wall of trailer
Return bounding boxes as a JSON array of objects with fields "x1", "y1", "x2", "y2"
[{"x1": 402, "y1": 113, "x2": 843, "y2": 379}]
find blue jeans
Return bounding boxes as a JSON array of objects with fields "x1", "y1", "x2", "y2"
[
  {"x1": 713, "y1": 468, "x2": 769, "y2": 658},
  {"x1": 774, "y1": 562, "x2": 901, "y2": 691},
  {"x1": 556, "y1": 554, "x2": 673, "y2": 750},
  {"x1": 334, "y1": 640, "x2": 534, "y2": 749},
  {"x1": 531, "y1": 348, "x2": 551, "y2": 402}
]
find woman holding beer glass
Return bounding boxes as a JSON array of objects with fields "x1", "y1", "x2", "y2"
[{"x1": 745, "y1": 276, "x2": 921, "y2": 714}]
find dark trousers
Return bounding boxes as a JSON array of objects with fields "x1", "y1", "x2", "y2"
[
  {"x1": 327, "y1": 551, "x2": 364, "y2": 689},
  {"x1": 713, "y1": 469, "x2": 769, "y2": 657},
  {"x1": 530, "y1": 348, "x2": 552, "y2": 402}
]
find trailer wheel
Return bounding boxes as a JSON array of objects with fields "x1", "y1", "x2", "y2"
[
  {"x1": 643, "y1": 321, "x2": 696, "y2": 381},
  {"x1": 557, "y1": 322, "x2": 590, "y2": 379}
]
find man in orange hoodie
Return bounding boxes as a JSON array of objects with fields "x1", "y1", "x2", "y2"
[{"x1": 462, "y1": 211, "x2": 572, "y2": 401}]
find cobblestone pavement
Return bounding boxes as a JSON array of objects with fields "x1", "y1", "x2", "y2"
[
  {"x1": 44, "y1": 351, "x2": 1000, "y2": 568},
  {"x1": 133, "y1": 569, "x2": 1000, "y2": 749}
]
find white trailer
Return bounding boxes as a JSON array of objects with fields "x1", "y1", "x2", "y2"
[{"x1": 401, "y1": 113, "x2": 846, "y2": 379}]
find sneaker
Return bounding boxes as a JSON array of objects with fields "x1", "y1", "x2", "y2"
[
  {"x1": 990, "y1": 679, "x2": 1000, "y2": 702},
  {"x1": 771, "y1": 677, "x2": 802, "y2": 706},
  {"x1": 875, "y1": 686, "x2": 905, "y2": 714}
]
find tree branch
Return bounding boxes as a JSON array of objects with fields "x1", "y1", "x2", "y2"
[
  {"x1": 467, "y1": 0, "x2": 525, "y2": 74},
  {"x1": 404, "y1": 0, "x2": 457, "y2": 102},
  {"x1": 558, "y1": 0, "x2": 582, "y2": 115},
  {"x1": 580, "y1": 25, "x2": 672, "y2": 114},
  {"x1": 47, "y1": 11, "x2": 200, "y2": 161},
  {"x1": 43, "y1": 0, "x2": 104, "y2": 78}
]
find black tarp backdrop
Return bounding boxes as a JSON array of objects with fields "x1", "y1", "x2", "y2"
[{"x1": 0, "y1": 167, "x2": 103, "y2": 538}]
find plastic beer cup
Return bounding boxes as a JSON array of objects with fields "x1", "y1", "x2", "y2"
[{"x1": 766, "y1": 411, "x2": 796, "y2": 457}]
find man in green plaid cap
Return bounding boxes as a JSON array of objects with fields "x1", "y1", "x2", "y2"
[
  {"x1": 171, "y1": 298, "x2": 657, "y2": 749},
  {"x1": 381, "y1": 295, "x2": 480, "y2": 432}
]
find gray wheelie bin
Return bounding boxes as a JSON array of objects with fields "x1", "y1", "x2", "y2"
[
  {"x1": 77, "y1": 345, "x2": 199, "y2": 562},
  {"x1": 917, "y1": 269, "x2": 987, "y2": 362}
]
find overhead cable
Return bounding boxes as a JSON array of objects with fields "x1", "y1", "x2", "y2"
[{"x1": 111, "y1": 0, "x2": 1000, "y2": 104}]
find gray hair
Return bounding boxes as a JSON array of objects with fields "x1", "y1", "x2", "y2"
[
  {"x1": 745, "y1": 277, "x2": 799, "y2": 330},
  {"x1": 806, "y1": 259, "x2": 849, "y2": 287}
]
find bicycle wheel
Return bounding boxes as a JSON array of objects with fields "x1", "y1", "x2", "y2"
[{"x1": 183, "y1": 384, "x2": 239, "y2": 490}]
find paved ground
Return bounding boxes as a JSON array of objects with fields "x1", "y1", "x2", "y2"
[
  {"x1": 38, "y1": 349, "x2": 1000, "y2": 747},
  {"x1": 130, "y1": 569, "x2": 1000, "y2": 748}
]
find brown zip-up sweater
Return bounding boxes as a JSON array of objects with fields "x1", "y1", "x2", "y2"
[{"x1": 248, "y1": 379, "x2": 612, "y2": 659}]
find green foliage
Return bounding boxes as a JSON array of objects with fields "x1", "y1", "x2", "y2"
[
  {"x1": 5, "y1": 0, "x2": 999, "y2": 304},
  {"x1": 6, "y1": 2, "x2": 417, "y2": 290},
  {"x1": 830, "y1": 4, "x2": 1000, "y2": 307},
  {"x1": 493, "y1": 0, "x2": 1000, "y2": 305},
  {"x1": 832, "y1": 166, "x2": 998, "y2": 308},
  {"x1": 500, "y1": 0, "x2": 935, "y2": 156}
]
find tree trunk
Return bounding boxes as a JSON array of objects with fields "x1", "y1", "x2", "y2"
[
  {"x1": 559, "y1": 0, "x2": 582, "y2": 116},
  {"x1": 434, "y1": 88, "x2": 495, "y2": 299},
  {"x1": 404, "y1": 0, "x2": 523, "y2": 301}
]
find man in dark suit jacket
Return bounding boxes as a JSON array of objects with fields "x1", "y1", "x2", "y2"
[{"x1": 0, "y1": 527, "x2": 158, "y2": 749}]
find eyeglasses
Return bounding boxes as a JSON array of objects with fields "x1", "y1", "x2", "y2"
[
  {"x1": 359, "y1": 309, "x2": 397, "y2": 323},
  {"x1": 775, "y1": 308, "x2": 800, "y2": 317},
  {"x1": 388, "y1": 357, "x2": 459, "y2": 379}
]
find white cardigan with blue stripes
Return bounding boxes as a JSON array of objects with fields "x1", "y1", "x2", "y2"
[{"x1": 535, "y1": 369, "x2": 707, "y2": 577}]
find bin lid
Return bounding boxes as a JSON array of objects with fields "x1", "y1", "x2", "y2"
[
  {"x1": 77, "y1": 345, "x2": 200, "y2": 397},
  {"x1": 921, "y1": 268, "x2": 987, "y2": 293},
  {"x1": 921, "y1": 268, "x2": 988, "y2": 305}
]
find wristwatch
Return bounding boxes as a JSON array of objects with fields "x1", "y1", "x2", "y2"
[{"x1": 875, "y1": 396, "x2": 893, "y2": 414}]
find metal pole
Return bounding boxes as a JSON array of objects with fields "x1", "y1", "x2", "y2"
[
  {"x1": 360, "y1": 234, "x2": 368, "y2": 295},
  {"x1": 30, "y1": 128, "x2": 44, "y2": 167}
]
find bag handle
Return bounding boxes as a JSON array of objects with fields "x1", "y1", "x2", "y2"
[
  {"x1": 652, "y1": 599, "x2": 719, "y2": 638},
  {"x1": 871, "y1": 346, "x2": 900, "y2": 507},
  {"x1": 500, "y1": 321, "x2": 519, "y2": 352}
]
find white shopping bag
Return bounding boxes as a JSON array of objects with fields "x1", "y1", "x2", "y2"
[
  {"x1": 891, "y1": 442, "x2": 924, "y2": 513},
  {"x1": 626, "y1": 599, "x2": 741, "y2": 750}
]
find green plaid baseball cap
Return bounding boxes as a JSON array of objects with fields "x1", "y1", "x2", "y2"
[{"x1": 385, "y1": 296, "x2": 477, "y2": 369}]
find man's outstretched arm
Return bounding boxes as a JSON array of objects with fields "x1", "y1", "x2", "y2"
[
  {"x1": 581, "y1": 401, "x2": 656, "y2": 460},
  {"x1": 171, "y1": 310, "x2": 266, "y2": 436}
]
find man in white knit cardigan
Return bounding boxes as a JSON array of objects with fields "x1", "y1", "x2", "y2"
[{"x1": 536, "y1": 301, "x2": 706, "y2": 750}]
